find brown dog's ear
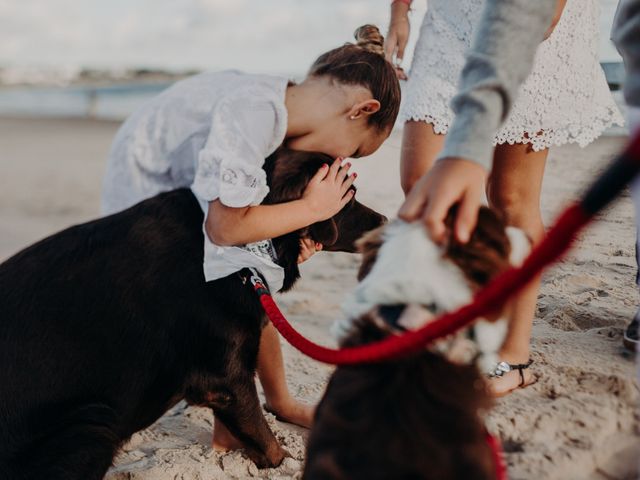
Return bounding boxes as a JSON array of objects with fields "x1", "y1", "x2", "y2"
[
  {"x1": 306, "y1": 219, "x2": 339, "y2": 247},
  {"x1": 355, "y1": 225, "x2": 385, "y2": 281}
]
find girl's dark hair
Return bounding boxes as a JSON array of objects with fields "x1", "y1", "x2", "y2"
[{"x1": 309, "y1": 24, "x2": 401, "y2": 132}]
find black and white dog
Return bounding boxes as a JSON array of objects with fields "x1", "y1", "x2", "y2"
[
  {"x1": 0, "y1": 148, "x2": 385, "y2": 480},
  {"x1": 304, "y1": 210, "x2": 530, "y2": 479}
]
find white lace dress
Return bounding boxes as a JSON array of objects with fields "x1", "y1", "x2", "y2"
[{"x1": 401, "y1": 0, "x2": 623, "y2": 150}]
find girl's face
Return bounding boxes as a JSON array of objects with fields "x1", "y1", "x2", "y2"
[
  {"x1": 285, "y1": 80, "x2": 392, "y2": 160},
  {"x1": 287, "y1": 121, "x2": 390, "y2": 160}
]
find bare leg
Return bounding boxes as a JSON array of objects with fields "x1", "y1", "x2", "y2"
[
  {"x1": 486, "y1": 142, "x2": 548, "y2": 395},
  {"x1": 400, "y1": 121, "x2": 446, "y2": 195},
  {"x1": 258, "y1": 321, "x2": 314, "y2": 427}
]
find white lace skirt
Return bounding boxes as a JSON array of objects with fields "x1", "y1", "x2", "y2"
[{"x1": 401, "y1": 0, "x2": 624, "y2": 151}]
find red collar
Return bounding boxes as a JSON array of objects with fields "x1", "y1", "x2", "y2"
[{"x1": 485, "y1": 431, "x2": 508, "y2": 480}]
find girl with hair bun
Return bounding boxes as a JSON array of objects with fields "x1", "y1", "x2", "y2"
[{"x1": 101, "y1": 25, "x2": 400, "y2": 450}]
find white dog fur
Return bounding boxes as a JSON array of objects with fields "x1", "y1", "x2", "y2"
[{"x1": 333, "y1": 220, "x2": 530, "y2": 372}]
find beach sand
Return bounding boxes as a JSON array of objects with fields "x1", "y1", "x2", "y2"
[{"x1": 1, "y1": 116, "x2": 638, "y2": 479}]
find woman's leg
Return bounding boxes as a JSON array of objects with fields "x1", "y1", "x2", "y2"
[
  {"x1": 486, "y1": 142, "x2": 548, "y2": 395},
  {"x1": 213, "y1": 322, "x2": 314, "y2": 450},
  {"x1": 400, "y1": 121, "x2": 446, "y2": 195}
]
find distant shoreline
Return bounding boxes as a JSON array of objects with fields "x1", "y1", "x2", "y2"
[
  {"x1": 0, "y1": 63, "x2": 629, "y2": 136},
  {"x1": 0, "y1": 67, "x2": 195, "y2": 88},
  {"x1": 0, "y1": 67, "x2": 304, "y2": 89}
]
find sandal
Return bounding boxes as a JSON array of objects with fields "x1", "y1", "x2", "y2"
[{"x1": 487, "y1": 359, "x2": 535, "y2": 397}]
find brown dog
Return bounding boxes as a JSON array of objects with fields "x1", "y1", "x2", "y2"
[
  {"x1": 304, "y1": 208, "x2": 530, "y2": 480},
  {"x1": 0, "y1": 148, "x2": 385, "y2": 480}
]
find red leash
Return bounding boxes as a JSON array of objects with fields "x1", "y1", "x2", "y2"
[
  {"x1": 486, "y1": 432, "x2": 508, "y2": 480},
  {"x1": 252, "y1": 203, "x2": 590, "y2": 365},
  {"x1": 252, "y1": 131, "x2": 640, "y2": 365},
  {"x1": 248, "y1": 134, "x2": 640, "y2": 480}
]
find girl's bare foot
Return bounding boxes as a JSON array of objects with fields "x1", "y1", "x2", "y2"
[
  {"x1": 264, "y1": 398, "x2": 315, "y2": 428},
  {"x1": 212, "y1": 419, "x2": 244, "y2": 451}
]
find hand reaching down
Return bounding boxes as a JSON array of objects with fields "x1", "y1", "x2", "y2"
[{"x1": 398, "y1": 158, "x2": 488, "y2": 244}]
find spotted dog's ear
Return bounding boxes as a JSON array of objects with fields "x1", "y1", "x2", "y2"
[
  {"x1": 355, "y1": 225, "x2": 385, "y2": 281},
  {"x1": 444, "y1": 206, "x2": 512, "y2": 289}
]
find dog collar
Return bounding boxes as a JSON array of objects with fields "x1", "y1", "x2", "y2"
[
  {"x1": 240, "y1": 267, "x2": 271, "y2": 297},
  {"x1": 240, "y1": 239, "x2": 278, "y2": 264}
]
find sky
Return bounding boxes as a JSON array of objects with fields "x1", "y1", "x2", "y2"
[{"x1": 0, "y1": 0, "x2": 621, "y2": 77}]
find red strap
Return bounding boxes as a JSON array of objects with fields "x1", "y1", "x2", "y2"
[
  {"x1": 486, "y1": 432, "x2": 508, "y2": 480},
  {"x1": 259, "y1": 133, "x2": 640, "y2": 364},
  {"x1": 259, "y1": 204, "x2": 590, "y2": 365}
]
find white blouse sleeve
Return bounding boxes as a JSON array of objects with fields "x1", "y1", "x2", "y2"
[{"x1": 191, "y1": 87, "x2": 287, "y2": 208}]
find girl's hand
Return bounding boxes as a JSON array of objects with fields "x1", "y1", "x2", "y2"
[
  {"x1": 303, "y1": 158, "x2": 356, "y2": 222},
  {"x1": 385, "y1": 1, "x2": 411, "y2": 80},
  {"x1": 297, "y1": 238, "x2": 323, "y2": 264},
  {"x1": 398, "y1": 158, "x2": 487, "y2": 244}
]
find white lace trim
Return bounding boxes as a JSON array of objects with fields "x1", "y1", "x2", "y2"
[{"x1": 404, "y1": 103, "x2": 623, "y2": 152}]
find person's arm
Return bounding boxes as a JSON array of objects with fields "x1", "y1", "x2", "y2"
[
  {"x1": 385, "y1": 0, "x2": 413, "y2": 79},
  {"x1": 192, "y1": 90, "x2": 355, "y2": 247},
  {"x1": 400, "y1": 0, "x2": 557, "y2": 243},
  {"x1": 206, "y1": 159, "x2": 354, "y2": 246},
  {"x1": 612, "y1": 0, "x2": 640, "y2": 108}
]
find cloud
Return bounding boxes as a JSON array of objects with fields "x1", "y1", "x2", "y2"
[
  {"x1": 0, "y1": 0, "x2": 618, "y2": 75},
  {"x1": 0, "y1": 0, "x2": 405, "y2": 74}
]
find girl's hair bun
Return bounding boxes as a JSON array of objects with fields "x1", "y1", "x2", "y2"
[
  {"x1": 308, "y1": 23, "x2": 400, "y2": 132},
  {"x1": 354, "y1": 24, "x2": 385, "y2": 57}
]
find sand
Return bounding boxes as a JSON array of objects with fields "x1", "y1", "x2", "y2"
[{"x1": 1, "y1": 116, "x2": 638, "y2": 479}]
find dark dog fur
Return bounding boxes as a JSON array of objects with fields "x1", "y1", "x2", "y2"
[
  {"x1": 303, "y1": 207, "x2": 514, "y2": 480},
  {"x1": 0, "y1": 148, "x2": 385, "y2": 480}
]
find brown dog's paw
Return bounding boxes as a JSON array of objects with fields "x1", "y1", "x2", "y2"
[{"x1": 247, "y1": 445, "x2": 287, "y2": 469}]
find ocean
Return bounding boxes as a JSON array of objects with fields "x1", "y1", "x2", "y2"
[{"x1": 0, "y1": 82, "x2": 172, "y2": 120}]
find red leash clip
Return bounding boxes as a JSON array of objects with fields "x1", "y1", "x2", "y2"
[{"x1": 248, "y1": 267, "x2": 270, "y2": 296}]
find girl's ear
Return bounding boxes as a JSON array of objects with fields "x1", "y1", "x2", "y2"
[{"x1": 348, "y1": 99, "x2": 381, "y2": 119}]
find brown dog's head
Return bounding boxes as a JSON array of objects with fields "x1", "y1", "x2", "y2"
[
  {"x1": 263, "y1": 148, "x2": 386, "y2": 292},
  {"x1": 304, "y1": 208, "x2": 530, "y2": 480}
]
